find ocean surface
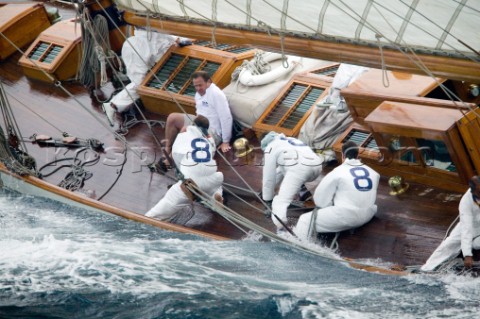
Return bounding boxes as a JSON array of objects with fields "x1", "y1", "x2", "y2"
[{"x1": 0, "y1": 188, "x2": 479, "y2": 319}]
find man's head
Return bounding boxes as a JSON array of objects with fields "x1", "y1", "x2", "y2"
[
  {"x1": 192, "y1": 71, "x2": 212, "y2": 96},
  {"x1": 342, "y1": 141, "x2": 359, "y2": 160},
  {"x1": 193, "y1": 115, "x2": 209, "y2": 136},
  {"x1": 469, "y1": 175, "x2": 480, "y2": 205}
]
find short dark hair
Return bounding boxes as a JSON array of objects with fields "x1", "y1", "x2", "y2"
[
  {"x1": 193, "y1": 115, "x2": 209, "y2": 130},
  {"x1": 192, "y1": 71, "x2": 211, "y2": 82},
  {"x1": 342, "y1": 141, "x2": 359, "y2": 159},
  {"x1": 469, "y1": 175, "x2": 480, "y2": 192}
]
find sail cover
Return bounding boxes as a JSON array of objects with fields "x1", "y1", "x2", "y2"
[{"x1": 115, "y1": 0, "x2": 479, "y2": 59}]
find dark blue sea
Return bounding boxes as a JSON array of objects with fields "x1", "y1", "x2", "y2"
[{"x1": 0, "y1": 188, "x2": 479, "y2": 319}]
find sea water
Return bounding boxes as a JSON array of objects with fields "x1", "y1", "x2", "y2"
[{"x1": 0, "y1": 188, "x2": 479, "y2": 319}]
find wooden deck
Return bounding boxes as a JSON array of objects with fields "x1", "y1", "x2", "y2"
[{"x1": 0, "y1": 2, "x2": 475, "y2": 268}]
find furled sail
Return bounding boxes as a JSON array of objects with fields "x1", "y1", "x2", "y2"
[{"x1": 115, "y1": 0, "x2": 480, "y2": 81}]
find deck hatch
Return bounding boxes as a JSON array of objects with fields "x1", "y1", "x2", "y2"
[{"x1": 253, "y1": 75, "x2": 330, "y2": 137}]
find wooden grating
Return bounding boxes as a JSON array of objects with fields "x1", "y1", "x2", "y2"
[
  {"x1": 253, "y1": 75, "x2": 330, "y2": 136},
  {"x1": 138, "y1": 44, "x2": 255, "y2": 115},
  {"x1": 146, "y1": 53, "x2": 221, "y2": 96},
  {"x1": 332, "y1": 124, "x2": 381, "y2": 162},
  {"x1": 194, "y1": 40, "x2": 254, "y2": 55}
]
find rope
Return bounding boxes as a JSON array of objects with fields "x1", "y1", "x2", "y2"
[
  {"x1": 78, "y1": 9, "x2": 111, "y2": 88},
  {"x1": 371, "y1": 0, "x2": 479, "y2": 64},
  {"x1": 4, "y1": 92, "x2": 64, "y2": 134},
  {"x1": 329, "y1": 0, "x2": 480, "y2": 120},
  {"x1": 0, "y1": 82, "x2": 28, "y2": 152},
  {"x1": 97, "y1": 146, "x2": 127, "y2": 200},
  {"x1": 443, "y1": 215, "x2": 459, "y2": 241},
  {"x1": 375, "y1": 34, "x2": 390, "y2": 88},
  {"x1": 0, "y1": 26, "x2": 151, "y2": 162},
  {"x1": 90, "y1": 0, "x2": 277, "y2": 215},
  {"x1": 185, "y1": 180, "x2": 403, "y2": 273},
  {"x1": 39, "y1": 148, "x2": 100, "y2": 192},
  {"x1": 307, "y1": 208, "x2": 318, "y2": 241}
]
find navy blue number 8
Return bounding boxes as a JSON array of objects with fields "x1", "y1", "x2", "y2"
[
  {"x1": 349, "y1": 167, "x2": 373, "y2": 191},
  {"x1": 191, "y1": 138, "x2": 211, "y2": 163}
]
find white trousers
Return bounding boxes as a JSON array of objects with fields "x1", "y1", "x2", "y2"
[
  {"x1": 421, "y1": 224, "x2": 480, "y2": 271},
  {"x1": 271, "y1": 166, "x2": 320, "y2": 228},
  {"x1": 146, "y1": 174, "x2": 223, "y2": 221},
  {"x1": 145, "y1": 182, "x2": 190, "y2": 220},
  {"x1": 294, "y1": 205, "x2": 377, "y2": 241}
]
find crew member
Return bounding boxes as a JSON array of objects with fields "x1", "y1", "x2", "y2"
[
  {"x1": 170, "y1": 115, "x2": 215, "y2": 169},
  {"x1": 146, "y1": 155, "x2": 223, "y2": 221},
  {"x1": 261, "y1": 131, "x2": 323, "y2": 230},
  {"x1": 163, "y1": 71, "x2": 233, "y2": 159},
  {"x1": 105, "y1": 29, "x2": 180, "y2": 131},
  {"x1": 421, "y1": 175, "x2": 480, "y2": 271},
  {"x1": 295, "y1": 141, "x2": 380, "y2": 240}
]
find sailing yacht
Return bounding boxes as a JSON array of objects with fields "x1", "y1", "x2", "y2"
[{"x1": 0, "y1": 0, "x2": 479, "y2": 274}]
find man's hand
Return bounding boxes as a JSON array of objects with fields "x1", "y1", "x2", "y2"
[
  {"x1": 220, "y1": 142, "x2": 231, "y2": 153},
  {"x1": 464, "y1": 256, "x2": 474, "y2": 269}
]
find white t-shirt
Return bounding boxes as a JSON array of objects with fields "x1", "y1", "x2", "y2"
[
  {"x1": 195, "y1": 83, "x2": 233, "y2": 143},
  {"x1": 171, "y1": 126, "x2": 215, "y2": 168},
  {"x1": 314, "y1": 158, "x2": 380, "y2": 211},
  {"x1": 262, "y1": 136, "x2": 323, "y2": 201}
]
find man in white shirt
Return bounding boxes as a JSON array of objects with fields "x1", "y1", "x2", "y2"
[
  {"x1": 420, "y1": 176, "x2": 480, "y2": 271},
  {"x1": 163, "y1": 71, "x2": 233, "y2": 161},
  {"x1": 295, "y1": 141, "x2": 380, "y2": 241},
  {"x1": 261, "y1": 131, "x2": 323, "y2": 230},
  {"x1": 171, "y1": 115, "x2": 215, "y2": 169}
]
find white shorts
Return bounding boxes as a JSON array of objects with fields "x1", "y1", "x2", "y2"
[{"x1": 183, "y1": 114, "x2": 221, "y2": 146}]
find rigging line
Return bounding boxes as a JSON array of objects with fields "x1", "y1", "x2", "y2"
[
  {"x1": 0, "y1": 30, "x2": 147, "y2": 160},
  {"x1": 330, "y1": 0, "x2": 478, "y2": 118},
  {"x1": 187, "y1": 182, "x2": 399, "y2": 274},
  {"x1": 261, "y1": 0, "x2": 318, "y2": 34},
  {"x1": 173, "y1": 0, "x2": 216, "y2": 22},
  {"x1": 96, "y1": 0, "x2": 270, "y2": 210},
  {"x1": 223, "y1": 186, "x2": 266, "y2": 214},
  {"x1": 98, "y1": 144, "x2": 127, "y2": 201},
  {"x1": 88, "y1": 2, "x2": 163, "y2": 150},
  {"x1": 4, "y1": 89, "x2": 64, "y2": 134},
  {"x1": 373, "y1": 0, "x2": 480, "y2": 64},
  {"x1": 394, "y1": 0, "x2": 418, "y2": 44},
  {"x1": 355, "y1": 0, "x2": 373, "y2": 40},
  {"x1": 317, "y1": 0, "x2": 330, "y2": 34},
  {"x1": 453, "y1": 0, "x2": 480, "y2": 15},
  {"x1": 435, "y1": 0, "x2": 466, "y2": 50},
  {"x1": 94, "y1": 0, "x2": 276, "y2": 214},
  {"x1": 0, "y1": 82, "x2": 28, "y2": 152},
  {"x1": 369, "y1": 2, "x2": 476, "y2": 117},
  {"x1": 92, "y1": 0, "x2": 198, "y2": 145}
]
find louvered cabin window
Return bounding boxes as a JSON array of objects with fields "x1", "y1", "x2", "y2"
[
  {"x1": 147, "y1": 54, "x2": 221, "y2": 96},
  {"x1": 253, "y1": 78, "x2": 330, "y2": 136},
  {"x1": 312, "y1": 65, "x2": 339, "y2": 77},
  {"x1": 342, "y1": 129, "x2": 379, "y2": 151},
  {"x1": 263, "y1": 84, "x2": 307, "y2": 125},
  {"x1": 28, "y1": 42, "x2": 63, "y2": 63},
  {"x1": 281, "y1": 87, "x2": 324, "y2": 129}
]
